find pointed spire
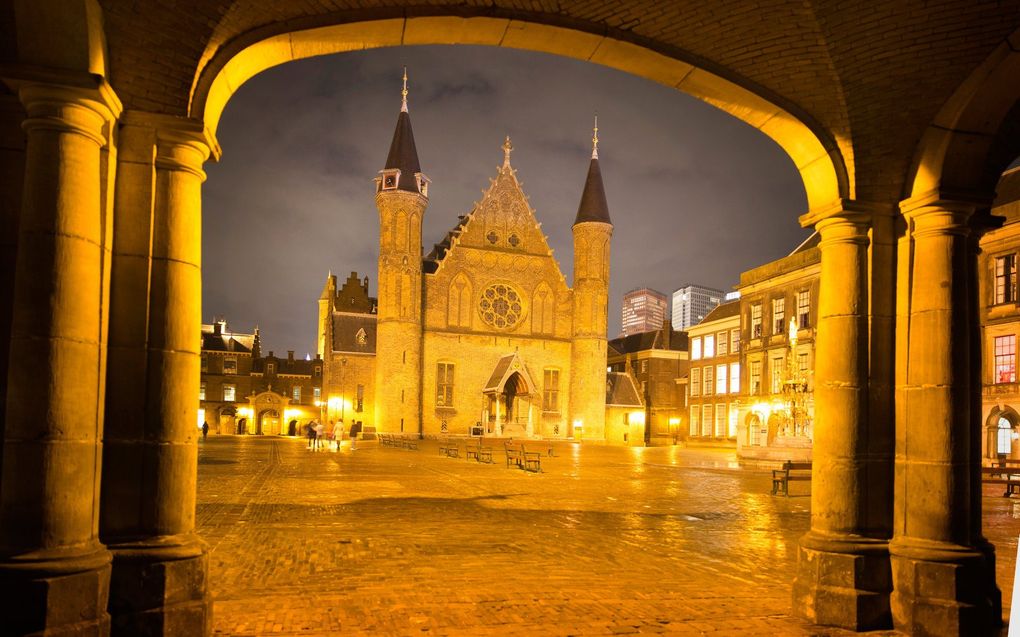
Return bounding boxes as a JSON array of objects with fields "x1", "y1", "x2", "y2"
[
  {"x1": 382, "y1": 68, "x2": 424, "y2": 193},
  {"x1": 502, "y1": 135, "x2": 513, "y2": 167},
  {"x1": 400, "y1": 66, "x2": 408, "y2": 113},
  {"x1": 574, "y1": 122, "x2": 612, "y2": 226}
]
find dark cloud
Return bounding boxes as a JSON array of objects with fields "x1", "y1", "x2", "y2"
[{"x1": 204, "y1": 45, "x2": 808, "y2": 354}]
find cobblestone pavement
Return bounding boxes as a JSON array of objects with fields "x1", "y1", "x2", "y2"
[{"x1": 197, "y1": 437, "x2": 1019, "y2": 635}]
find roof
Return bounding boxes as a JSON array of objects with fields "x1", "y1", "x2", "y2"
[
  {"x1": 482, "y1": 353, "x2": 536, "y2": 394},
  {"x1": 252, "y1": 353, "x2": 321, "y2": 376},
  {"x1": 606, "y1": 372, "x2": 643, "y2": 407},
  {"x1": 334, "y1": 271, "x2": 376, "y2": 314},
  {"x1": 700, "y1": 300, "x2": 740, "y2": 324},
  {"x1": 574, "y1": 157, "x2": 612, "y2": 225},
  {"x1": 201, "y1": 324, "x2": 256, "y2": 354},
  {"x1": 331, "y1": 313, "x2": 377, "y2": 354},
  {"x1": 423, "y1": 215, "x2": 469, "y2": 273},
  {"x1": 608, "y1": 328, "x2": 688, "y2": 355},
  {"x1": 789, "y1": 231, "x2": 820, "y2": 255},
  {"x1": 383, "y1": 110, "x2": 422, "y2": 192}
]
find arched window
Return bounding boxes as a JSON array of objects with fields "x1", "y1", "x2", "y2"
[{"x1": 997, "y1": 416, "x2": 1014, "y2": 455}]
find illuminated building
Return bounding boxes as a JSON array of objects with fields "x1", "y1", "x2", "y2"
[
  {"x1": 607, "y1": 320, "x2": 689, "y2": 445},
  {"x1": 735, "y1": 236, "x2": 819, "y2": 464},
  {"x1": 979, "y1": 167, "x2": 1020, "y2": 459},
  {"x1": 685, "y1": 300, "x2": 741, "y2": 445},
  {"x1": 671, "y1": 284, "x2": 724, "y2": 330},
  {"x1": 317, "y1": 79, "x2": 613, "y2": 440},
  {"x1": 620, "y1": 288, "x2": 668, "y2": 336},
  {"x1": 199, "y1": 320, "x2": 323, "y2": 435}
]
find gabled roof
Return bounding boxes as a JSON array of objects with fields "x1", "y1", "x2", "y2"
[
  {"x1": 482, "y1": 353, "x2": 536, "y2": 394},
  {"x1": 331, "y1": 313, "x2": 377, "y2": 354},
  {"x1": 700, "y1": 300, "x2": 740, "y2": 324},
  {"x1": 574, "y1": 157, "x2": 612, "y2": 226},
  {"x1": 608, "y1": 328, "x2": 688, "y2": 355},
  {"x1": 606, "y1": 372, "x2": 643, "y2": 407},
  {"x1": 201, "y1": 324, "x2": 256, "y2": 354}
]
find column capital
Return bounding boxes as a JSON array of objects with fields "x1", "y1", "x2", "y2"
[
  {"x1": 799, "y1": 198, "x2": 892, "y2": 229},
  {"x1": 14, "y1": 80, "x2": 121, "y2": 148},
  {"x1": 898, "y1": 187, "x2": 993, "y2": 217}
]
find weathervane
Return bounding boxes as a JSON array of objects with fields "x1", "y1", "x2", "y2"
[
  {"x1": 503, "y1": 135, "x2": 513, "y2": 166},
  {"x1": 592, "y1": 114, "x2": 599, "y2": 159},
  {"x1": 401, "y1": 67, "x2": 408, "y2": 113}
]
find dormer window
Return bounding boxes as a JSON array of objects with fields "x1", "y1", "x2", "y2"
[
  {"x1": 417, "y1": 174, "x2": 430, "y2": 197},
  {"x1": 356, "y1": 328, "x2": 367, "y2": 345},
  {"x1": 267, "y1": 362, "x2": 275, "y2": 375},
  {"x1": 379, "y1": 169, "x2": 400, "y2": 192}
]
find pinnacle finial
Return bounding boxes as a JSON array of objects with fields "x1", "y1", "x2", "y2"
[
  {"x1": 502, "y1": 135, "x2": 513, "y2": 166},
  {"x1": 401, "y1": 67, "x2": 408, "y2": 113},
  {"x1": 592, "y1": 114, "x2": 599, "y2": 160}
]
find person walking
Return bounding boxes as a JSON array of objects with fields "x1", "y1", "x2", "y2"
[
  {"x1": 307, "y1": 421, "x2": 317, "y2": 449},
  {"x1": 332, "y1": 420, "x2": 344, "y2": 451},
  {"x1": 315, "y1": 421, "x2": 325, "y2": 450},
  {"x1": 201, "y1": 421, "x2": 209, "y2": 441}
]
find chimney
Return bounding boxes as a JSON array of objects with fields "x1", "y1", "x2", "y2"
[
  {"x1": 213, "y1": 321, "x2": 222, "y2": 335},
  {"x1": 268, "y1": 350, "x2": 274, "y2": 358},
  {"x1": 288, "y1": 350, "x2": 294, "y2": 363}
]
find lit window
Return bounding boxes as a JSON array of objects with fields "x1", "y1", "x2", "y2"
[
  {"x1": 771, "y1": 357, "x2": 784, "y2": 394},
  {"x1": 543, "y1": 369, "x2": 560, "y2": 412},
  {"x1": 223, "y1": 384, "x2": 236, "y2": 402},
  {"x1": 224, "y1": 358, "x2": 237, "y2": 374},
  {"x1": 998, "y1": 417, "x2": 1014, "y2": 455},
  {"x1": 750, "y1": 360, "x2": 762, "y2": 395},
  {"x1": 690, "y1": 407, "x2": 700, "y2": 437},
  {"x1": 730, "y1": 329, "x2": 740, "y2": 353},
  {"x1": 199, "y1": 382, "x2": 206, "y2": 401},
  {"x1": 797, "y1": 352, "x2": 810, "y2": 375},
  {"x1": 773, "y1": 297, "x2": 785, "y2": 335},
  {"x1": 691, "y1": 337, "x2": 702, "y2": 360},
  {"x1": 715, "y1": 404, "x2": 727, "y2": 437},
  {"x1": 314, "y1": 387, "x2": 321, "y2": 401},
  {"x1": 751, "y1": 303, "x2": 762, "y2": 338},
  {"x1": 292, "y1": 386, "x2": 301, "y2": 402},
  {"x1": 716, "y1": 364, "x2": 727, "y2": 395},
  {"x1": 356, "y1": 384, "x2": 364, "y2": 412},
  {"x1": 728, "y1": 404, "x2": 738, "y2": 438},
  {"x1": 996, "y1": 255, "x2": 1017, "y2": 304},
  {"x1": 356, "y1": 328, "x2": 367, "y2": 346},
  {"x1": 994, "y1": 335, "x2": 1016, "y2": 384},
  {"x1": 640, "y1": 360, "x2": 648, "y2": 373},
  {"x1": 437, "y1": 362, "x2": 455, "y2": 406},
  {"x1": 314, "y1": 366, "x2": 321, "y2": 377},
  {"x1": 267, "y1": 362, "x2": 275, "y2": 375},
  {"x1": 703, "y1": 365, "x2": 714, "y2": 396},
  {"x1": 702, "y1": 404, "x2": 713, "y2": 436},
  {"x1": 704, "y1": 335, "x2": 715, "y2": 358},
  {"x1": 729, "y1": 363, "x2": 740, "y2": 394},
  {"x1": 716, "y1": 331, "x2": 728, "y2": 356},
  {"x1": 797, "y1": 290, "x2": 811, "y2": 328},
  {"x1": 690, "y1": 368, "x2": 701, "y2": 397}
]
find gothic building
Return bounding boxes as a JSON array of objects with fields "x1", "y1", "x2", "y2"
[{"x1": 318, "y1": 77, "x2": 613, "y2": 440}]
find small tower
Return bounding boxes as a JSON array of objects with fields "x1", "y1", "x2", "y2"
[
  {"x1": 570, "y1": 117, "x2": 613, "y2": 441},
  {"x1": 374, "y1": 69, "x2": 429, "y2": 435},
  {"x1": 317, "y1": 272, "x2": 336, "y2": 359}
]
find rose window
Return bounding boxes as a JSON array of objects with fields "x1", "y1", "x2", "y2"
[{"x1": 479, "y1": 284, "x2": 523, "y2": 329}]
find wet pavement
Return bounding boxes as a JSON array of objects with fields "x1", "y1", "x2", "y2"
[{"x1": 196, "y1": 436, "x2": 1019, "y2": 635}]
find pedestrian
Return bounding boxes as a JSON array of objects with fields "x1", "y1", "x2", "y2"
[
  {"x1": 307, "y1": 421, "x2": 316, "y2": 449},
  {"x1": 332, "y1": 420, "x2": 344, "y2": 450},
  {"x1": 315, "y1": 421, "x2": 325, "y2": 450},
  {"x1": 201, "y1": 421, "x2": 209, "y2": 441}
]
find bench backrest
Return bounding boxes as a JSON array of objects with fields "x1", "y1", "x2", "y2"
[
  {"x1": 783, "y1": 461, "x2": 812, "y2": 471},
  {"x1": 505, "y1": 441, "x2": 523, "y2": 453}
]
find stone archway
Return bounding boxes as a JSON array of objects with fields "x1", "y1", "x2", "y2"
[
  {"x1": 2, "y1": 4, "x2": 1020, "y2": 636},
  {"x1": 986, "y1": 406, "x2": 1020, "y2": 459}
]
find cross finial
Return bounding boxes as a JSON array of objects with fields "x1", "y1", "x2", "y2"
[
  {"x1": 502, "y1": 135, "x2": 513, "y2": 166},
  {"x1": 401, "y1": 67, "x2": 408, "y2": 113},
  {"x1": 592, "y1": 114, "x2": 599, "y2": 159}
]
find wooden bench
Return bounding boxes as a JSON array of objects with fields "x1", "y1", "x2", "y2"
[
  {"x1": 771, "y1": 461, "x2": 812, "y2": 496},
  {"x1": 439, "y1": 438, "x2": 460, "y2": 458},
  {"x1": 504, "y1": 441, "x2": 523, "y2": 469},
  {"x1": 981, "y1": 466, "x2": 1020, "y2": 497},
  {"x1": 464, "y1": 439, "x2": 494, "y2": 463},
  {"x1": 521, "y1": 444, "x2": 544, "y2": 472}
]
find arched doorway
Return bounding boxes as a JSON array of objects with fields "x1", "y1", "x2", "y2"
[
  {"x1": 747, "y1": 413, "x2": 762, "y2": 447},
  {"x1": 482, "y1": 354, "x2": 537, "y2": 437},
  {"x1": 257, "y1": 409, "x2": 279, "y2": 436},
  {"x1": 986, "y1": 406, "x2": 1020, "y2": 459},
  {"x1": 236, "y1": 418, "x2": 248, "y2": 435}
]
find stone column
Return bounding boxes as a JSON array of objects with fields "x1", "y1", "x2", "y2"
[
  {"x1": 792, "y1": 201, "x2": 893, "y2": 630},
  {"x1": 890, "y1": 196, "x2": 999, "y2": 635},
  {"x1": 0, "y1": 93, "x2": 26, "y2": 496},
  {"x1": 101, "y1": 112, "x2": 214, "y2": 635},
  {"x1": 0, "y1": 81, "x2": 120, "y2": 635}
]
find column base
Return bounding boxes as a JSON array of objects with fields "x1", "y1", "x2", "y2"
[
  {"x1": 107, "y1": 535, "x2": 211, "y2": 636},
  {"x1": 889, "y1": 537, "x2": 1000, "y2": 636},
  {"x1": 792, "y1": 532, "x2": 892, "y2": 630},
  {"x1": 0, "y1": 545, "x2": 112, "y2": 636}
]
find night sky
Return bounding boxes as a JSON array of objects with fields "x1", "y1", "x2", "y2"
[{"x1": 203, "y1": 45, "x2": 810, "y2": 356}]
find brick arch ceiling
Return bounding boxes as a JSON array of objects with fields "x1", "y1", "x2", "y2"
[{"x1": 99, "y1": 0, "x2": 1020, "y2": 207}]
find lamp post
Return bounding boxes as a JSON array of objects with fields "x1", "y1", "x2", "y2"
[{"x1": 340, "y1": 357, "x2": 348, "y2": 424}]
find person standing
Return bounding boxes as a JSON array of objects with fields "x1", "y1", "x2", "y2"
[
  {"x1": 332, "y1": 420, "x2": 344, "y2": 450},
  {"x1": 307, "y1": 421, "x2": 317, "y2": 449},
  {"x1": 201, "y1": 421, "x2": 209, "y2": 441},
  {"x1": 315, "y1": 421, "x2": 325, "y2": 450}
]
